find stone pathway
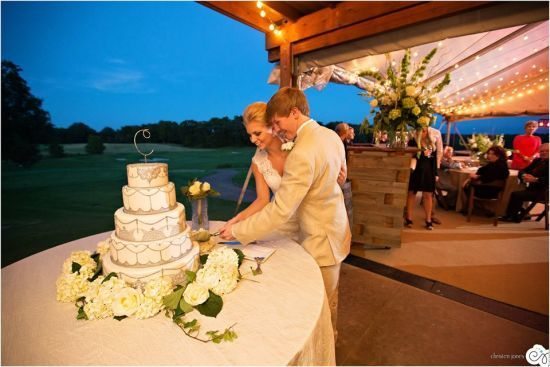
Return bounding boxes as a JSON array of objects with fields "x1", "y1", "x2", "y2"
[{"x1": 201, "y1": 168, "x2": 255, "y2": 203}]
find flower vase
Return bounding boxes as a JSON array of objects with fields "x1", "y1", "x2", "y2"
[
  {"x1": 191, "y1": 198, "x2": 209, "y2": 231},
  {"x1": 390, "y1": 131, "x2": 409, "y2": 150}
]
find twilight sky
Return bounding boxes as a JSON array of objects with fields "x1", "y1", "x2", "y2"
[{"x1": 2, "y1": 1, "x2": 547, "y2": 135}]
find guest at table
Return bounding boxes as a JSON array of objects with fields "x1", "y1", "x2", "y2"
[
  {"x1": 435, "y1": 146, "x2": 461, "y2": 209},
  {"x1": 500, "y1": 143, "x2": 549, "y2": 222},
  {"x1": 511, "y1": 120, "x2": 541, "y2": 170},
  {"x1": 461, "y1": 146, "x2": 510, "y2": 210},
  {"x1": 404, "y1": 126, "x2": 443, "y2": 230}
]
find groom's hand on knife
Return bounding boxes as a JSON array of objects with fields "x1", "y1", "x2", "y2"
[{"x1": 219, "y1": 223, "x2": 236, "y2": 240}]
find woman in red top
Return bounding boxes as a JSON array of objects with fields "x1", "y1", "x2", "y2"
[{"x1": 511, "y1": 120, "x2": 541, "y2": 170}]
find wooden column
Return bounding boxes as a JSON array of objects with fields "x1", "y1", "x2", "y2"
[
  {"x1": 347, "y1": 146, "x2": 417, "y2": 248},
  {"x1": 279, "y1": 42, "x2": 293, "y2": 88}
]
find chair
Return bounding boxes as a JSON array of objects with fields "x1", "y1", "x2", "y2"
[
  {"x1": 466, "y1": 179, "x2": 506, "y2": 226},
  {"x1": 434, "y1": 187, "x2": 449, "y2": 210},
  {"x1": 519, "y1": 188, "x2": 549, "y2": 230}
]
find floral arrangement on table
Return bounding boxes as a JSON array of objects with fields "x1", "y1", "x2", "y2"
[
  {"x1": 56, "y1": 242, "x2": 250, "y2": 343},
  {"x1": 181, "y1": 179, "x2": 220, "y2": 200},
  {"x1": 358, "y1": 48, "x2": 451, "y2": 147},
  {"x1": 463, "y1": 133, "x2": 508, "y2": 164},
  {"x1": 181, "y1": 179, "x2": 220, "y2": 230}
]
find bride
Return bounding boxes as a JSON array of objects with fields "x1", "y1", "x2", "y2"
[{"x1": 227, "y1": 101, "x2": 346, "y2": 240}]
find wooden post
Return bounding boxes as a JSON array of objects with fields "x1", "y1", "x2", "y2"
[{"x1": 279, "y1": 42, "x2": 294, "y2": 87}]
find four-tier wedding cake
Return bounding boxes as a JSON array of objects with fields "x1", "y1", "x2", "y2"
[{"x1": 102, "y1": 162, "x2": 198, "y2": 284}]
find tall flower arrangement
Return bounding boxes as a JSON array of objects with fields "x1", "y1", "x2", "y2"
[
  {"x1": 464, "y1": 133, "x2": 507, "y2": 163},
  {"x1": 359, "y1": 48, "x2": 451, "y2": 147}
]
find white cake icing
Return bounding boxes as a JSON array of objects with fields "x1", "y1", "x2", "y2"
[
  {"x1": 114, "y1": 203, "x2": 185, "y2": 241},
  {"x1": 126, "y1": 163, "x2": 168, "y2": 188},
  {"x1": 108, "y1": 229, "x2": 192, "y2": 266},
  {"x1": 102, "y1": 245, "x2": 199, "y2": 285},
  {"x1": 122, "y1": 182, "x2": 176, "y2": 214},
  {"x1": 102, "y1": 162, "x2": 198, "y2": 285}
]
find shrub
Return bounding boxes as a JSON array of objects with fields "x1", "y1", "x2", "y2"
[{"x1": 85, "y1": 134, "x2": 105, "y2": 155}]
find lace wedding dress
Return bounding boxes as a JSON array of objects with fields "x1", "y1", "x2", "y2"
[{"x1": 252, "y1": 149, "x2": 300, "y2": 242}]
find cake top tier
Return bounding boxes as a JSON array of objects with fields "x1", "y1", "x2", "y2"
[{"x1": 127, "y1": 163, "x2": 169, "y2": 188}]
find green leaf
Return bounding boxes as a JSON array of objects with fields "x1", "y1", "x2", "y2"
[
  {"x1": 71, "y1": 262, "x2": 82, "y2": 273},
  {"x1": 88, "y1": 261, "x2": 103, "y2": 282},
  {"x1": 196, "y1": 291, "x2": 223, "y2": 317},
  {"x1": 179, "y1": 298, "x2": 194, "y2": 313},
  {"x1": 183, "y1": 319, "x2": 198, "y2": 329},
  {"x1": 114, "y1": 315, "x2": 127, "y2": 321},
  {"x1": 185, "y1": 270, "x2": 196, "y2": 283},
  {"x1": 233, "y1": 248, "x2": 245, "y2": 268},
  {"x1": 91, "y1": 252, "x2": 100, "y2": 265},
  {"x1": 101, "y1": 272, "x2": 118, "y2": 283},
  {"x1": 199, "y1": 254, "x2": 209, "y2": 265},
  {"x1": 76, "y1": 306, "x2": 88, "y2": 320},
  {"x1": 163, "y1": 286, "x2": 185, "y2": 310}
]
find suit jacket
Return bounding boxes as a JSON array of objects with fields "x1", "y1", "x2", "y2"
[
  {"x1": 233, "y1": 120, "x2": 351, "y2": 267},
  {"x1": 519, "y1": 158, "x2": 549, "y2": 192}
]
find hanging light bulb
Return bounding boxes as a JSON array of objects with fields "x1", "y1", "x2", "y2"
[
  {"x1": 260, "y1": 10, "x2": 266, "y2": 17},
  {"x1": 256, "y1": 1, "x2": 263, "y2": 8},
  {"x1": 269, "y1": 23, "x2": 275, "y2": 31},
  {"x1": 274, "y1": 28, "x2": 282, "y2": 36}
]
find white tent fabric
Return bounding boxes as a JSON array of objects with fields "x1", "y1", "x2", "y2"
[{"x1": 268, "y1": 20, "x2": 549, "y2": 122}]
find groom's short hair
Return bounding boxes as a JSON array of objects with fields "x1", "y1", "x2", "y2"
[{"x1": 266, "y1": 87, "x2": 310, "y2": 123}]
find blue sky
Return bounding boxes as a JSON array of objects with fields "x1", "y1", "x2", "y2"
[{"x1": 2, "y1": 1, "x2": 547, "y2": 135}]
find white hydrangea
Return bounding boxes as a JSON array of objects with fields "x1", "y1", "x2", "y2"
[
  {"x1": 143, "y1": 276, "x2": 173, "y2": 301},
  {"x1": 96, "y1": 240, "x2": 110, "y2": 257},
  {"x1": 196, "y1": 265, "x2": 222, "y2": 290},
  {"x1": 206, "y1": 246, "x2": 239, "y2": 268},
  {"x1": 55, "y1": 272, "x2": 90, "y2": 302},
  {"x1": 134, "y1": 296, "x2": 163, "y2": 319},
  {"x1": 61, "y1": 251, "x2": 97, "y2": 279},
  {"x1": 83, "y1": 296, "x2": 114, "y2": 320},
  {"x1": 405, "y1": 85, "x2": 417, "y2": 96},
  {"x1": 211, "y1": 266, "x2": 239, "y2": 296}
]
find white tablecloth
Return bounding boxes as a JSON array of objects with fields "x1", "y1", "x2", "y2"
[{"x1": 2, "y1": 221, "x2": 335, "y2": 366}]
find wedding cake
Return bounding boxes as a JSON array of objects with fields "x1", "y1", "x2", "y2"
[{"x1": 102, "y1": 162, "x2": 199, "y2": 284}]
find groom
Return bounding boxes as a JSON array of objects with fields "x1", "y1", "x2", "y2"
[{"x1": 220, "y1": 87, "x2": 351, "y2": 334}]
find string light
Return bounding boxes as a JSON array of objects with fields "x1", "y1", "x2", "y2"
[{"x1": 255, "y1": 1, "x2": 283, "y2": 36}]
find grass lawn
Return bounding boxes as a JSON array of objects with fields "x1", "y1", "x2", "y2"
[{"x1": 2, "y1": 145, "x2": 255, "y2": 267}]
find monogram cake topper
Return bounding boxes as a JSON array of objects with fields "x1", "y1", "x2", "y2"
[{"x1": 133, "y1": 129, "x2": 154, "y2": 162}]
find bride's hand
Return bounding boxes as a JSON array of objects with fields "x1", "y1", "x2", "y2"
[{"x1": 219, "y1": 223, "x2": 236, "y2": 240}]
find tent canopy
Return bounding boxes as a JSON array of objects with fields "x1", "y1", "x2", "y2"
[{"x1": 201, "y1": 1, "x2": 549, "y2": 121}]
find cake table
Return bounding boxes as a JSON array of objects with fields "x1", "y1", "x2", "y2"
[{"x1": 2, "y1": 221, "x2": 335, "y2": 365}]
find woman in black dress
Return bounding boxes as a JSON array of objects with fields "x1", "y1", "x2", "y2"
[{"x1": 405, "y1": 126, "x2": 443, "y2": 230}]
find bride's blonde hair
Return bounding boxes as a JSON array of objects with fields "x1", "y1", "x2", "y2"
[{"x1": 243, "y1": 102, "x2": 268, "y2": 127}]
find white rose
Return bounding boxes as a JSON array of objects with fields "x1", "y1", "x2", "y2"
[
  {"x1": 183, "y1": 282, "x2": 209, "y2": 306},
  {"x1": 111, "y1": 287, "x2": 142, "y2": 317},
  {"x1": 201, "y1": 182, "x2": 211, "y2": 192},
  {"x1": 370, "y1": 99, "x2": 378, "y2": 107},
  {"x1": 405, "y1": 85, "x2": 417, "y2": 96},
  {"x1": 188, "y1": 181, "x2": 202, "y2": 196}
]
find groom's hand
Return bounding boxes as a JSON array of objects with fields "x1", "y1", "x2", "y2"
[{"x1": 220, "y1": 223, "x2": 236, "y2": 240}]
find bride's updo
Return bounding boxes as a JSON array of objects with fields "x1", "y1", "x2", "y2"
[{"x1": 243, "y1": 102, "x2": 269, "y2": 127}]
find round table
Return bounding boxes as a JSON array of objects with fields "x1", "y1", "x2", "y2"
[{"x1": 2, "y1": 221, "x2": 335, "y2": 365}]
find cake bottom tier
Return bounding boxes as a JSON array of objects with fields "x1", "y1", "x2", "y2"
[{"x1": 102, "y1": 244, "x2": 199, "y2": 285}]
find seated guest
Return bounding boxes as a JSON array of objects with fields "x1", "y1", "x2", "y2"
[
  {"x1": 436, "y1": 146, "x2": 461, "y2": 209},
  {"x1": 511, "y1": 120, "x2": 541, "y2": 170},
  {"x1": 500, "y1": 143, "x2": 549, "y2": 222},
  {"x1": 462, "y1": 146, "x2": 510, "y2": 209}
]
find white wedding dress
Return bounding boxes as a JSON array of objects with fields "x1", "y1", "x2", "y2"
[{"x1": 252, "y1": 149, "x2": 300, "y2": 242}]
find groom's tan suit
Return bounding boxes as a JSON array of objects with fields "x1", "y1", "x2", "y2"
[
  {"x1": 233, "y1": 120, "x2": 351, "y2": 333},
  {"x1": 233, "y1": 119, "x2": 351, "y2": 265}
]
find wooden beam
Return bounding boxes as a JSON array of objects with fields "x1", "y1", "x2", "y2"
[
  {"x1": 279, "y1": 42, "x2": 293, "y2": 87},
  {"x1": 264, "y1": 2, "x2": 302, "y2": 22},
  {"x1": 267, "y1": 2, "x2": 492, "y2": 62},
  {"x1": 198, "y1": 1, "x2": 283, "y2": 33},
  {"x1": 266, "y1": 1, "x2": 426, "y2": 49}
]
